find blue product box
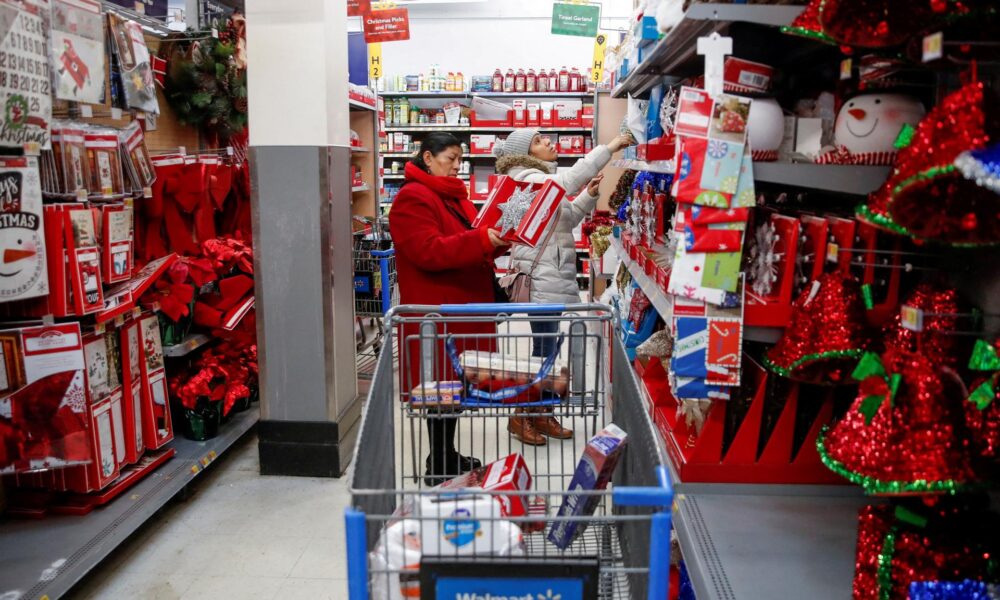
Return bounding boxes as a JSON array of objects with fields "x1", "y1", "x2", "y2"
[
  {"x1": 634, "y1": 16, "x2": 661, "y2": 46},
  {"x1": 548, "y1": 424, "x2": 628, "y2": 549}
]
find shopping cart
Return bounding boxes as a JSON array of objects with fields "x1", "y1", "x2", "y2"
[
  {"x1": 353, "y1": 237, "x2": 398, "y2": 379},
  {"x1": 345, "y1": 303, "x2": 674, "y2": 600}
]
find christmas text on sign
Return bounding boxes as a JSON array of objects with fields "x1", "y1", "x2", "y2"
[
  {"x1": 362, "y1": 7, "x2": 410, "y2": 43},
  {"x1": 348, "y1": 0, "x2": 371, "y2": 17}
]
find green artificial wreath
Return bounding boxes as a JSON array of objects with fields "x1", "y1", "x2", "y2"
[{"x1": 160, "y1": 18, "x2": 248, "y2": 143}]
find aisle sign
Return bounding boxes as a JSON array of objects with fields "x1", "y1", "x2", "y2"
[
  {"x1": 591, "y1": 33, "x2": 608, "y2": 83},
  {"x1": 552, "y1": 2, "x2": 601, "y2": 38},
  {"x1": 369, "y1": 43, "x2": 383, "y2": 80},
  {"x1": 348, "y1": 0, "x2": 370, "y2": 17},
  {"x1": 362, "y1": 7, "x2": 410, "y2": 43}
]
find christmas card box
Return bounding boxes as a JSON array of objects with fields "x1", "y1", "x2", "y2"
[
  {"x1": 108, "y1": 12, "x2": 159, "y2": 115},
  {"x1": 553, "y1": 100, "x2": 583, "y2": 126},
  {"x1": 745, "y1": 213, "x2": 800, "y2": 327},
  {"x1": 118, "y1": 120, "x2": 156, "y2": 192},
  {"x1": 470, "y1": 135, "x2": 496, "y2": 155},
  {"x1": 51, "y1": 125, "x2": 91, "y2": 196},
  {"x1": 65, "y1": 206, "x2": 104, "y2": 314},
  {"x1": 50, "y1": 0, "x2": 106, "y2": 105},
  {"x1": 119, "y1": 316, "x2": 144, "y2": 463},
  {"x1": 100, "y1": 203, "x2": 133, "y2": 284},
  {"x1": 438, "y1": 453, "x2": 534, "y2": 518},
  {"x1": 0, "y1": 157, "x2": 49, "y2": 304},
  {"x1": 94, "y1": 253, "x2": 177, "y2": 324},
  {"x1": 548, "y1": 424, "x2": 628, "y2": 549},
  {"x1": 58, "y1": 396, "x2": 120, "y2": 492},
  {"x1": 472, "y1": 176, "x2": 566, "y2": 247},
  {"x1": 85, "y1": 131, "x2": 125, "y2": 199},
  {"x1": 83, "y1": 331, "x2": 118, "y2": 402},
  {"x1": 137, "y1": 314, "x2": 172, "y2": 450}
]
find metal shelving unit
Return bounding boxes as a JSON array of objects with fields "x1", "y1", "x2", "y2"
[
  {"x1": 351, "y1": 184, "x2": 371, "y2": 193},
  {"x1": 0, "y1": 409, "x2": 259, "y2": 600},
  {"x1": 753, "y1": 162, "x2": 892, "y2": 196},
  {"x1": 383, "y1": 125, "x2": 593, "y2": 133},
  {"x1": 612, "y1": 3, "x2": 804, "y2": 99},
  {"x1": 350, "y1": 146, "x2": 371, "y2": 153},
  {"x1": 379, "y1": 91, "x2": 594, "y2": 98},
  {"x1": 612, "y1": 158, "x2": 675, "y2": 174},
  {"x1": 674, "y1": 485, "x2": 868, "y2": 600},
  {"x1": 162, "y1": 333, "x2": 213, "y2": 358},
  {"x1": 348, "y1": 98, "x2": 377, "y2": 112}
]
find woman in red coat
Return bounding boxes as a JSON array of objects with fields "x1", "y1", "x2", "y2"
[{"x1": 390, "y1": 133, "x2": 509, "y2": 485}]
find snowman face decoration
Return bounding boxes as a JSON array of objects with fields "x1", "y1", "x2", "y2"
[
  {"x1": 0, "y1": 168, "x2": 45, "y2": 299},
  {"x1": 834, "y1": 93, "x2": 925, "y2": 154},
  {"x1": 0, "y1": 229, "x2": 41, "y2": 285}
]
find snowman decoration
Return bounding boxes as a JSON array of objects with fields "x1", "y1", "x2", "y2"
[
  {"x1": 818, "y1": 93, "x2": 925, "y2": 165},
  {"x1": 0, "y1": 163, "x2": 47, "y2": 301}
]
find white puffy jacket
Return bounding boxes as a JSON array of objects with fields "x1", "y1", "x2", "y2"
[{"x1": 498, "y1": 146, "x2": 612, "y2": 304}]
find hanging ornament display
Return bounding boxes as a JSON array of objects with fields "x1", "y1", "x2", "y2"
[
  {"x1": 887, "y1": 81, "x2": 1000, "y2": 246},
  {"x1": 747, "y1": 220, "x2": 782, "y2": 298},
  {"x1": 763, "y1": 272, "x2": 870, "y2": 385}
]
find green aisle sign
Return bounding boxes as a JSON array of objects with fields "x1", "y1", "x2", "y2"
[{"x1": 552, "y1": 2, "x2": 601, "y2": 37}]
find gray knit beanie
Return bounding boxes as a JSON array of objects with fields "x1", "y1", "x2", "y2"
[{"x1": 493, "y1": 128, "x2": 539, "y2": 158}]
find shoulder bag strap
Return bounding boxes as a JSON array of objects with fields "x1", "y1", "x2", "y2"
[{"x1": 522, "y1": 206, "x2": 561, "y2": 277}]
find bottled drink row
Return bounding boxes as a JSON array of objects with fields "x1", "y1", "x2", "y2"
[{"x1": 379, "y1": 66, "x2": 595, "y2": 94}]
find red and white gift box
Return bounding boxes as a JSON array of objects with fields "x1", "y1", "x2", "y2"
[
  {"x1": 473, "y1": 176, "x2": 566, "y2": 247},
  {"x1": 440, "y1": 453, "x2": 533, "y2": 518},
  {"x1": 119, "y1": 316, "x2": 145, "y2": 464},
  {"x1": 58, "y1": 396, "x2": 120, "y2": 493},
  {"x1": 65, "y1": 206, "x2": 105, "y2": 315},
  {"x1": 137, "y1": 314, "x2": 173, "y2": 450},
  {"x1": 100, "y1": 203, "x2": 134, "y2": 284}
]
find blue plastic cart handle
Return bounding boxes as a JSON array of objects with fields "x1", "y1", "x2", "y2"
[
  {"x1": 371, "y1": 249, "x2": 394, "y2": 258},
  {"x1": 345, "y1": 508, "x2": 369, "y2": 600},
  {"x1": 439, "y1": 302, "x2": 567, "y2": 314},
  {"x1": 612, "y1": 465, "x2": 673, "y2": 506}
]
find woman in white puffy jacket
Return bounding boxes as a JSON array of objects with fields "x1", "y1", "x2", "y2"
[{"x1": 493, "y1": 128, "x2": 632, "y2": 445}]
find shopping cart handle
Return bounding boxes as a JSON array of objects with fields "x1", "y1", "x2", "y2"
[
  {"x1": 371, "y1": 249, "x2": 394, "y2": 258},
  {"x1": 439, "y1": 302, "x2": 567, "y2": 314},
  {"x1": 612, "y1": 465, "x2": 674, "y2": 507}
]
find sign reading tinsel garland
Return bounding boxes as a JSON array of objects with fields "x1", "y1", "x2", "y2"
[{"x1": 0, "y1": 0, "x2": 52, "y2": 149}]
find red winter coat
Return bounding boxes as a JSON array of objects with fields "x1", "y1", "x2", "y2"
[{"x1": 390, "y1": 163, "x2": 502, "y2": 392}]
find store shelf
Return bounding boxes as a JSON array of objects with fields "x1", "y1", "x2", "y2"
[
  {"x1": 612, "y1": 159, "x2": 676, "y2": 174},
  {"x1": 350, "y1": 146, "x2": 371, "y2": 153},
  {"x1": 162, "y1": 333, "x2": 213, "y2": 358},
  {"x1": 752, "y1": 162, "x2": 891, "y2": 196},
  {"x1": 383, "y1": 174, "x2": 469, "y2": 180},
  {"x1": 352, "y1": 184, "x2": 371, "y2": 193},
  {"x1": 0, "y1": 408, "x2": 259, "y2": 600},
  {"x1": 612, "y1": 3, "x2": 804, "y2": 99},
  {"x1": 383, "y1": 126, "x2": 593, "y2": 133},
  {"x1": 349, "y1": 98, "x2": 378, "y2": 112},
  {"x1": 380, "y1": 91, "x2": 593, "y2": 98},
  {"x1": 381, "y1": 153, "x2": 416, "y2": 158},
  {"x1": 674, "y1": 485, "x2": 867, "y2": 600}
]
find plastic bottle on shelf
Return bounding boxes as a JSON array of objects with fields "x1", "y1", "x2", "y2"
[
  {"x1": 504, "y1": 68, "x2": 515, "y2": 93},
  {"x1": 446, "y1": 72, "x2": 455, "y2": 91},
  {"x1": 549, "y1": 68, "x2": 558, "y2": 92},
  {"x1": 456, "y1": 71, "x2": 465, "y2": 92},
  {"x1": 526, "y1": 68, "x2": 536, "y2": 92},
  {"x1": 514, "y1": 68, "x2": 526, "y2": 93},
  {"x1": 573, "y1": 67, "x2": 583, "y2": 92},
  {"x1": 492, "y1": 68, "x2": 503, "y2": 92},
  {"x1": 537, "y1": 68, "x2": 549, "y2": 92},
  {"x1": 558, "y1": 66, "x2": 569, "y2": 92},
  {"x1": 400, "y1": 97, "x2": 410, "y2": 124}
]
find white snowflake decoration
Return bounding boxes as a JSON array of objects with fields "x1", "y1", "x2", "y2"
[
  {"x1": 660, "y1": 87, "x2": 679, "y2": 133},
  {"x1": 748, "y1": 222, "x2": 782, "y2": 297},
  {"x1": 495, "y1": 186, "x2": 537, "y2": 236},
  {"x1": 60, "y1": 372, "x2": 88, "y2": 413}
]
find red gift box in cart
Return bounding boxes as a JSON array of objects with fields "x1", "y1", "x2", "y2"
[{"x1": 344, "y1": 303, "x2": 674, "y2": 600}]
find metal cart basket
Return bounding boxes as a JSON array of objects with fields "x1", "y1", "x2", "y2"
[
  {"x1": 353, "y1": 240, "x2": 398, "y2": 379},
  {"x1": 345, "y1": 303, "x2": 673, "y2": 600}
]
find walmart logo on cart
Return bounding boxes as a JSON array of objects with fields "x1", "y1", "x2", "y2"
[
  {"x1": 438, "y1": 578, "x2": 582, "y2": 600},
  {"x1": 453, "y1": 592, "x2": 561, "y2": 600}
]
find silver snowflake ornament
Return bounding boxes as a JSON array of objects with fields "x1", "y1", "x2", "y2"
[
  {"x1": 495, "y1": 186, "x2": 537, "y2": 236},
  {"x1": 748, "y1": 221, "x2": 782, "y2": 297}
]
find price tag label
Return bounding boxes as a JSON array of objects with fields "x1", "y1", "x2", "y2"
[
  {"x1": 80, "y1": 104, "x2": 93, "y2": 118},
  {"x1": 95, "y1": 323, "x2": 105, "y2": 335},
  {"x1": 134, "y1": 1, "x2": 145, "y2": 14},
  {"x1": 132, "y1": 307, "x2": 142, "y2": 318},
  {"x1": 22, "y1": 142, "x2": 40, "y2": 156},
  {"x1": 190, "y1": 465, "x2": 200, "y2": 474},
  {"x1": 152, "y1": 301, "x2": 161, "y2": 313},
  {"x1": 826, "y1": 242, "x2": 839, "y2": 262},
  {"x1": 922, "y1": 32, "x2": 943, "y2": 62},
  {"x1": 178, "y1": 146, "x2": 186, "y2": 156},
  {"x1": 114, "y1": 314, "x2": 125, "y2": 327},
  {"x1": 901, "y1": 305, "x2": 924, "y2": 332},
  {"x1": 839, "y1": 58, "x2": 852, "y2": 81},
  {"x1": 143, "y1": 186, "x2": 152, "y2": 198},
  {"x1": 211, "y1": 27, "x2": 218, "y2": 39},
  {"x1": 76, "y1": 188, "x2": 88, "y2": 201},
  {"x1": 111, "y1": 107, "x2": 123, "y2": 120},
  {"x1": 124, "y1": 197, "x2": 134, "y2": 208}
]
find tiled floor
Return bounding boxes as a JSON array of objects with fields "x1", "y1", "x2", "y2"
[{"x1": 71, "y1": 434, "x2": 351, "y2": 599}]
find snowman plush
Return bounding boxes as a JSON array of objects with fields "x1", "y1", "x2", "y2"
[{"x1": 817, "y1": 93, "x2": 925, "y2": 165}]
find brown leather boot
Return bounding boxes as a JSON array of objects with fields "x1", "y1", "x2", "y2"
[
  {"x1": 531, "y1": 410, "x2": 574, "y2": 440},
  {"x1": 508, "y1": 416, "x2": 546, "y2": 445}
]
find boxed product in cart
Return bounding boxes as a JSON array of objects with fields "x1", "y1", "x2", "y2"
[
  {"x1": 459, "y1": 350, "x2": 569, "y2": 397},
  {"x1": 548, "y1": 424, "x2": 628, "y2": 549}
]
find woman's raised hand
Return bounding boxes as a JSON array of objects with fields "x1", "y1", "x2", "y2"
[
  {"x1": 586, "y1": 173, "x2": 604, "y2": 196},
  {"x1": 608, "y1": 132, "x2": 636, "y2": 153}
]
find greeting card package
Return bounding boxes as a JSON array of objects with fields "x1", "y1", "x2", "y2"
[
  {"x1": 85, "y1": 131, "x2": 125, "y2": 198},
  {"x1": 548, "y1": 424, "x2": 628, "y2": 549},
  {"x1": 100, "y1": 203, "x2": 133, "y2": 283},
  {"x1": 118, "y1": 120, "x2": 155, "y2": 191},
  {"x1": 472, "y1": 176, "x2": 566, "y2": 247},
  {"x1": 118, "y1": 316, "x2": 144, "y2": 463},
  {"x1": 137, "y1": 313, "x2": 172, "y2": 449},
  {"x1": 459, "y1": 350, "x2": 569, "y2": 397},
  {"x1": 0, "y1": 157, "x2": 49, "y2": 304},
  {"x1": 51, "y1": 124, "x2": 91, "y2": 196},
  {"x1": 108, "y1": 13, "x2": 159, "y2": 114},
  {"x1": 65, "y1": 206, "x2": 104, "y2": 314},
  {"x1": 0, "y1": 323, "x2": 91, "y2": 476},
  {"x1": 0, "y1": 0, "x2": 52, "y2": 150},
  {"x1": 57, "y1": 395, "x2": 119, "y2": 492},
  {"x1": 50, "y1": 0, "x2": 106, "y2": 105},
  {"x1": 370, "y1": 517, "x2": 524, "y2": 600}
]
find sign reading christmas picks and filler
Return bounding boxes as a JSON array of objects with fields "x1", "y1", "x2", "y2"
[
  {"x1": 362, "y1": 6, "x2": 410, "y2": 43},
  {"x1": 551, "y1": 2, "x2": 601, "y2": 37}
]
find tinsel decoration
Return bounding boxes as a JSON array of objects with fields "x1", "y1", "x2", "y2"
[
  {"x1": 887, "y1": 81, "x2": 1000, "y2": 246},
  {"x1": 636, "y1": 329, "x2": 673, "y2": 363},
  {"x1": 817, "y1": 0, "x2": 953, "y2": 48},
  {"x1": 964, "y1": 339, "x2": 1000, "y2": 461},
  {"x1": 819, "y1": 348, "x2": 981, "y2": 495},
  {"x1": 880, "y1": 283, "x2": 967, "y2": 369},
  {"x1": 747, "y1": 220, "x2": 782, "y2": 297},
  {"x1": 763, "y1": 273, "x2": 870, "y2": 385},
  {"x1": 853, "y1": 502, "x2": 1000, "y2": 600},
  {"x1": 955, "y1": 141, "x2": 1000, "y2": 195},
  {"x1": 610, "y1": 170, "x2": 637, "y2": 213},
  {"x1": 160, "y1": 15, "x2": 248, "y2": 143},
  {"x1": 659, "y1": 87, "x2": 679, "y2": 134},
  {"x1": 780, "y1": 0, "x2": 835, "y2": 44}
]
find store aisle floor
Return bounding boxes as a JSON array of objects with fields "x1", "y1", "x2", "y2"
[{"x1": 71, "y1": 434, "x2": 351, "y2": 600}]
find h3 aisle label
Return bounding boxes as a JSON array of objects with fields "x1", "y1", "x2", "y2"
[
  {"x1": 551, "y1": 2, "x2": 601, "y2": 38},
  {"x1": 591, "y1": 33, "x2": 608, "y2": 83}
]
